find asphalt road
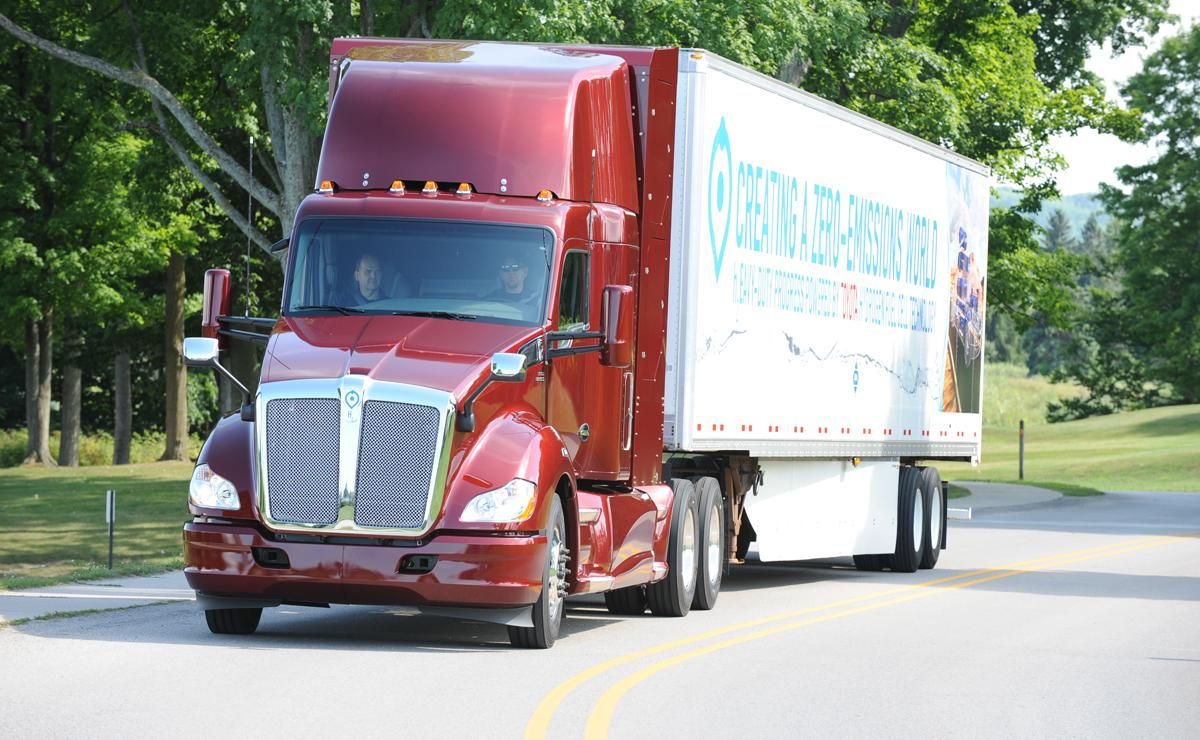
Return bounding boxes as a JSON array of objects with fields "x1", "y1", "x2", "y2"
[{"x1": 1, "y1": 490, "x2": 1197, "y2": 739}]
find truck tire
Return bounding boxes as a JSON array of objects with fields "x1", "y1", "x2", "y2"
[
  {"x1": 205, "y1": 607, "x2": 262, "y2": 635},
  {"x1": 509, "y1": 495, "x2": 568, "y2": 649},
  {"x1": 604, "y1": 586, "x2": 647, "y2": 615},
  {"x1": 691, "y1": 476, "x2": 724, "y2": 610},
  {"x1": 892, "y1": 466, "x2": 925, "y2": 573},
  {"x1": 647, "y1": 478, "x2": 699, "y2": 617},
  {"x1": 919, "y1": 467, "x2": 943, "y2": 569}
]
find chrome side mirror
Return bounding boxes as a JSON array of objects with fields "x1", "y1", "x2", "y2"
[
  {"x1": 183, "y1": 336, "x2": 250, "y2": 403},
  {"x1": 490, "y1": 352, "x2": 527, "y2": 382},
  {"x1": 183, "y1": 337, "x2": 220, "y2": 366},
  {"x1": 456, "y1": 352, "x2": 530, "y2": 433}
]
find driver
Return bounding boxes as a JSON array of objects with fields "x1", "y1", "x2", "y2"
[{"x1": 346, "y1": 252, "x2": 387, "y2": 305}]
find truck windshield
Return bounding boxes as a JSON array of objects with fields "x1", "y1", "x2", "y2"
[{"x1": 284, "y1": 218, "x2": 553, "y2": 325}]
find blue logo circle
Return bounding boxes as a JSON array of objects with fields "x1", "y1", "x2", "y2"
[{"x1": 708, "y1": 118, "x2": 733, "y2": 281}]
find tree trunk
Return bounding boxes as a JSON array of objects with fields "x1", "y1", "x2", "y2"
[
  {"x1": 114, "y1": 350, "x2": 131, "y2": 465},
  {"x1": 162, "y1": 250, "x2": 189, "y2": 461},
  {"x1": 24, "y1": 310, "x2": 56, "y2": 465},
  {"x1": 59, "y1": 333, "x2": 81, "y2": 467},
  {"x1": 24, "y1": 319, "x2": 38, "y2": 458}
]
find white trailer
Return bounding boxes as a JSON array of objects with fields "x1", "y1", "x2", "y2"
[{"x1": 662, "y1": 51, "x2": 989, "y2": 569}]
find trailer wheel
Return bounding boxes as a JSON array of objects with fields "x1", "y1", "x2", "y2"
[
  {"x1": 604, "y1": 586, "x2": 647, "y2": 615},
  {"x1": 891, "y1": 466, "x2": 924, "y2": 573},
  {"x1": 205, "y1": 608, "x2": 262, "y2": 635},
  {"x1": 647, "y1": 478, "x2": 699, "y2": 617},
  {"x1": 691, "y1": 477, "x2": 724, "y2": 610},
  {"x1": 509, "y1": 495, "x2": 568, "y2": 649},
  {"x1": 919, "y1": 467, "x2": 943, "y2": 569}
]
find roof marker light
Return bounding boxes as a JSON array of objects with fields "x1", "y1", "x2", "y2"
[
  {"x1": 536, "y1": 189, "x2": 554, "y2": 202},
  {"x1": 389, "y1": 180, "x2": 406, "y2": 194},
  {"x1": 318, "y1": 180, "x2": 335, "y2": 193},
  {"x1": 422, "y1": 180, "x2": 438, "y2": 195},
  {"x1": 456, "y1": 183, "x2": 472, "y2": 196}
]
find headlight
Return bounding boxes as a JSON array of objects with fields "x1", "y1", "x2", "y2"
[
  {"x1": 189, "y1": 464, "x2": 241, "y2": 510},
  {"x1": 460, "y1": 478, "x2": 538, "y2": 522}
]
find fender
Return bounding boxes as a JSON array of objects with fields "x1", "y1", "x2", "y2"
[
  {"x1": 441, "y1": 404, "x2": 575, "y2": 534},
  {"x1": 191, "y1": 412, "x2": 258, "y2": 520}
]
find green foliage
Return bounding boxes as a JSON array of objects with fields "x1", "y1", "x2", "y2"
[
  {"x1": 0, "y1": 428, "x2": 204, "y2": 468},
  {"x1": 1054, "y1": 24, "x2": 1200, "y2": 415},
  {"x1": 1011, "y1": 0, "x2": 1170, "y2": 86},
  {"x1": 983, "y1": 362, "x2": 1083, "y2": 426},
  {"x1": 985, "y1": 312, "x2": 1026, "y2": 366}
]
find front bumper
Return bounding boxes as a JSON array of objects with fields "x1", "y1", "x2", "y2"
[{"x1": 183, "y1": 522, "x2": 547, "y2": 609}]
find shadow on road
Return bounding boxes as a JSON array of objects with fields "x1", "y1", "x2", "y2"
[{"x1": 7, "y1": 599, "x2": 623, "y2": 653}]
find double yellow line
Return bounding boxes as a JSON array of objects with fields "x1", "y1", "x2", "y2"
[{"x1": 526, "y1": 532, "x2": 1194, "y2": 740}]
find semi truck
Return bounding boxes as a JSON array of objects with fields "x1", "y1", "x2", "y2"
[{"x1": 182, "y1": 39, "x2": 989, "y2": 648}]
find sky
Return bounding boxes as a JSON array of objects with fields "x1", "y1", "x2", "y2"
[{"x1": 1051, "y1": 0, "x2": 1200, "y2": 194}]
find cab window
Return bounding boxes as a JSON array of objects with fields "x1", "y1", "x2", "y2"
[{"x1": 557, "y1": 251, "x2": 589, "y2": 331}]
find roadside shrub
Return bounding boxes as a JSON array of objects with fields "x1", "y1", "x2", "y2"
[{"x1": 0, "y1": 429, "x2": 205, "y2": 468}]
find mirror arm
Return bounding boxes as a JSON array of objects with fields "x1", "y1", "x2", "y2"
[{"x1": 456, "y1": 378, "x2": 493, "y2": 433}]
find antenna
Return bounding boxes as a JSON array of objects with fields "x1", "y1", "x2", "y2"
[{"x1": 245, "y1": 135, "x2": 254, "y2": 316}]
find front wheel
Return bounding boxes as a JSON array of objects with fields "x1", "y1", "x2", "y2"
[
  {"x1": 647, "y1": 478, "x2": 699, "y2": 617},
  {"x1": 205, "y1": 608, "x2": 262, "y2": 635},
  {"x1": 509, "y1": 495, "x2": 569, "y2": 649}
]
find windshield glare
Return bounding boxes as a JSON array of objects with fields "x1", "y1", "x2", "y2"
[{"x1": 285, "y1": 218, "x2": 553, "y2": 325}]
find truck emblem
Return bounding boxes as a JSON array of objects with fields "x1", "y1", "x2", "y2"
[
  {"x1": 579, "y1": 423, "x2": 590, "y2": 442},
  {"x1": 708, "y1": 117, "x2": 733, "y2": 281},
  {"x1": 344, "y1": 390, "x2": 361, "y2": 422}
]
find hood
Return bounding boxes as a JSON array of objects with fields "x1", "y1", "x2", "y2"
[{"x1": 262, "y1": 315, "x2": 537, "y2": 398}]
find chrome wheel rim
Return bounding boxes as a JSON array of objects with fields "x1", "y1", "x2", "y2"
[
  {"x1": 913, "y1": 488, "x2": 924, "y2": 553},
  {"x1": 547, "y1": 523, "x2": 564, "y2": 622},
  {"x1": 930, "y1": 486, "x2": 942, "y2": 551},
  {"x1": 681, "y1": 506, "x2": 697, "y2": 593},
  {"x1": 705, "y1": 500, "x2": 721, "y2": 587}
]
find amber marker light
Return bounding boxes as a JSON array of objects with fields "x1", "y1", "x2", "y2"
[
  {"x1": 536, "y1": 189, "x2": 554, "y2": 202},
  {"x1": 422, "y1": 180, "x2": 438, "y2": 195},
  {"x1": 389, "y1": 180, "x2": 406, "y2": 194},
  {"x1": 456, "y1": 183, "x2": 472, "y2": 196},
  {"x1": 318, "y1": 180, "x2": 335, "y2": 193}
]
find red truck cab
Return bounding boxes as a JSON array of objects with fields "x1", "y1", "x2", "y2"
[{"x1": 182, "y1": 40, "x2": 707, "y2": 648}]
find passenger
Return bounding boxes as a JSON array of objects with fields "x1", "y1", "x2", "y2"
[{"x1": 487, "y1": 254, "x2": 537, "y2": 304}]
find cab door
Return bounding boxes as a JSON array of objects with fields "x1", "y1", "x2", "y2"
[{"x1": 545, "y1": 241, "x2": 637, "y2": 480}]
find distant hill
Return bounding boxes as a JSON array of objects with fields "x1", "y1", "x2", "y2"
[{"x1": 992, "y1": 187, "x2": 1110, "y2": 237}]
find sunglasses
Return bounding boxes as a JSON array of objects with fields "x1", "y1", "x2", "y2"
[{"x1": 499, "y1": 264, "x2": 525, "y2": 272}]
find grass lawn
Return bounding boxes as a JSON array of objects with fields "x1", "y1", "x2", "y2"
[
  {"x1": 0, "y1": 462, "x2": 191, "y2": 590},
  {"x1": 941, "y1": 404, "x2": 1200, "y2": 492}
]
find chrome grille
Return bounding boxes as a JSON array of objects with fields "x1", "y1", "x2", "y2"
[
  {"x1": 265, "y1": 398, "x2": 340, "y2": 524},
  {"x1": 355, "y1": 401, "x2": 440, "y2": 529}
]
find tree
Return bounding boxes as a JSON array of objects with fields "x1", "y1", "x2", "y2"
[
  {"x1": 1098, "y1": 24, "x2": 1200, "y2": 404},
  {"x1": 1052, "y1": 24, "x2": 1200, "y2": 417}
]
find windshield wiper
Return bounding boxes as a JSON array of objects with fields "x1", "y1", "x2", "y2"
[
  {"x1": 388, "y1": 310, "x2": 478, "y2": 321},
  {"x1": 291, "y1": 304, "x2": 367, "y2": 314}
]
